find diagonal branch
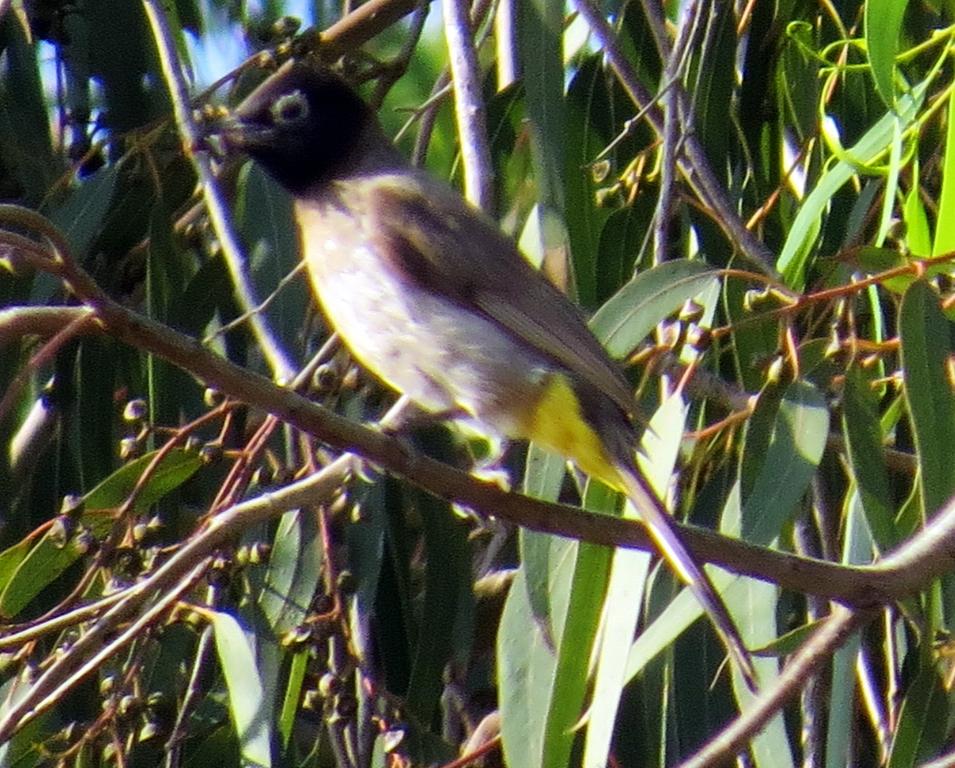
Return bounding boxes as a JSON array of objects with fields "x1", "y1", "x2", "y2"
[{"x1": 3, "y1": 208, "x2": 955, "y2": 608}]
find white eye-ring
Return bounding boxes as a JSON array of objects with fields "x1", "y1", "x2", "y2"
[{"x1": 271, "y1": 91, "x2": 309, "y2": 126}]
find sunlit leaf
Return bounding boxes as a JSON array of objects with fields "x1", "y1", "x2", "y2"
[
  {"x1": 211, "y1": 611, "x2": 272, "y2": 768},
  {"x1": 865, "y1": 0, "x2": 909, "y2": 107},
  {"x1": 899, "y1": 280, "x2": 955, "y2": 517},
  {"x1": 590, "y1": 259, "x2": 717, "y2": 358}
]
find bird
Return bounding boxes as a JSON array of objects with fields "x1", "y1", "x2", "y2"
[{"x1": 208, "y1": 60, "x2": 756, "y2": 687}]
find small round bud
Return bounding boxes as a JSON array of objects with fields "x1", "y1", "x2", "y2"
[
  {"x1": 302, "y1": 689, "x2": 321, "y2": 711},
  {"x1": 742, "y1": 288, "x2": 767, "y2": 312},
  {"x1": 73, "y1": 528, "x2": 95, "y2": 555},
  {"x1": 335, "y1": 692, "x2": 357, "y2": 718},
  {"x1": 100, "y1": 676, "x2": 115, "y2": 697},
  {"x1": 313, "y1": 593, "x2": 335, "y2": 615},
  {"x1": 271, "y1": 15, "x2": 301, "y2": 38},
  {"x1": 318, "y1": 673, "x2": 341, "y2": 697},
  {"x1": 117, "y1": 694, "x2": 141, "y2": 720},
  {"x1": 181, "y1": 610, "x2": 203, "y2": 629},
  {"x1": 591, "y1": 159, "x2": 612, "y2": 183},
  {"x1": 60, "y1": 494, "x2": 84, "y2": 518},
  {"x1": 382, "y1": 729, "x2": 405, "y2": 753},
  {"x1": 658, "y1": 319, "x2": 683, "y2": 349},
  {"x1": 767, "y1": 356, "x2": 785, "y2": 383},
  {"x1": 823, "y1": 333, "x2": 842, "y2": 360},
  {"x1": 686, "y1": 325, "x2": 711, "y2": 352},
  {"x1": 341, "y1": 366, "x2": 360, "y2": 391},
  {"x1": 203, "y1": 388, "x2": 225, "y2": 408},
  {"x1": 132, "y1": 522, "x2": 148, "y2": 543},
  {"x1": 56, "y1": 721, "x2": 78, "y2": 745},
  {"x1": 594, "y1": 186, "x2": 622, "y2": 208},
  {"x1": 281, "y1": 624, "x2": 312, "y2": 648},
  {"x1": 248, "y1": 542, "x2": 270, "y2": 564},
  {"x1": 199, "y1": 442, "x2": 223, "y2": 465},
  {"x1": 123, "y1": 398, "x2": 148, "y2": 423},
  {"x1": 312, "y1": 363, "x2": 338, "y2": 394},
  {"x1": 49, "y1": 517, "x2": 73, "y2": 549},
  {"x1": 678, "y1": 299, "x2": 705, "y2": 325},
  {"x1": 139, "y1": 720, "x2": 161, "y2": 741},
  {"x1": 251, "y1": 465, "x2": 274, "y2": 487},
  {"x1": 119, "y1": 436, "x2": 141, "y2": 461},
  {"x1": 336, "y1": 570, "x2": 356, "y2": 595}
]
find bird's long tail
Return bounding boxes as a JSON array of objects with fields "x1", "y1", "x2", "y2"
[{"x1": 615, "y1": 461, "x2": 759, "y2": 692}]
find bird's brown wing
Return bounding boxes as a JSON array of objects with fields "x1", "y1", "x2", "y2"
[{"x1": 360, "y1": 173, "x2": 635, "y2": 418}]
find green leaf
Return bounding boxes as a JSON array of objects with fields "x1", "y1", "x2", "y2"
[
  {"x1": 518, "y1": 0, "x2": 570, "y2": 300},
  {"x1": 933, "y1": 77, "x2": 955, "y2": 256},
  {"x1": 257, "y1": 508, "x2": 321, "y2": 636},
  {"x1": 778, "y1": 78, "x2": 927, "y2": 288},
  {"x1": 751, "y1": 619, "x2": 827, "y2": 656},
  {"x1": 690, "y1": 2, "x2": 738, "y2": 169},
  {"x1": 731, "y1": 579, "x2": 795, "y2": 767},
  {"x1": 842, "y1": 366, "x2": 898, "y2": 550},
  {"x1": 0, "y1": 530, "x2": 91, "y2": 619},
  {"x1": 211, "y1": 611, "x2": 272, "y2": 767},
  {"x1": 405, "y1": 489, "x2": 474, "y2": 726},
  {"x1": 594, "y1": 201, "x2": 655, "y2": 305},
  {"x1": 0, "y1": 449, "x2": 202, "y2": 617},
  {"x1": 739, "y1": 382, "x2": 784, "y2": 507},
  {"x1": 521, "y1": 445, "x2": 576, "y2": 634},
  {"x1": 887, "y1": 660, "x2": 948, "y2": 766},
  {"x1": 564, "y1": 57, "x2": 615, "y2": 307},
  {"x1": 518, "y1": 0, "x2": 565, "y2": 213},
  {"x1": 76, "y1": 337, "x2": 119, "y2": 485},
  {"x1": 83, "y1": 448, "x2": 203, "y2": 513},
  {"x1": 741, "y1": 381, "x2": 829, "y2": 544},
  {"x1": 499, "y1": 568, "x2": 555, "y2": 768},
  {"x1": 825, "y1": 614, "x2": 864, "y2": 766},
  {"x1": 541, "y1": 542, "x2": 611, "y2": 768},
  {"x1": 825, "y1": 498, "x2": 871, "y2": 766},
  {"x1": 865, "y1": 0, "x2": 909, "y2": 108},
  {"x1": 238, "y1": 166, "x2": 309, "y2": 356},
  {"x1": 903, "y1": 159, "x2": 931, "y2": 257},
  {"x1": 899, "y1": 280, "x2": 955, "y2": 517},
  {"x1": 0, "y1": 17, "x2": 59, "y2": 203},
  {"x1": 46, "y1": 165, "x2": 119, "y2": 260},
  {"x1": 278, "y1": 651, "x2": 307, "y2": 752},
  {"x1": 590, "y1": 260, "x2": 717, "y2": 359},
  {"x1": 0, "y1": 538, "x2": 32, "y2": 596}
]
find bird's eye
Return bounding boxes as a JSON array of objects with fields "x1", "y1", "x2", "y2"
[{"x1": 271, "y1": 91, "x2": 309, "y2": 126}]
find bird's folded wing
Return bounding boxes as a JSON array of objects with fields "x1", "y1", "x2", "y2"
[{"x1": 364, "y1": 175, "x2": 636, "y2": 419}]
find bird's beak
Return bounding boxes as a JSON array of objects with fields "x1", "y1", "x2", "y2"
[{"x1": 198, "y1": 109, "x2": 273, "y2": 157}]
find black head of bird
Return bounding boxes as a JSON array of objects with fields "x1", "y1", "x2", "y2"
[{"x1": 214, "y1": 64, "x2": 396, "y2": 194}]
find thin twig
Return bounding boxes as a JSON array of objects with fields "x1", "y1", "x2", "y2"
[
  {"x1": 495, "y1": 0, "x2": 518, "y2": 88},
  {"x1": 0, "y1": 561, "x2": 210, "y2": 740},
  {"x1": 317, "y1": 0, "x2": 423, "y2": 59},
  {"x1": 0, "y1": 306, "x2": 94, "y2": 350},
  {"x1": 141, "y1": 0, "x2": 296, "y2": 382},
  {"x1": 678, "y1": 605, "x2": 874, "y2": 768},
  {"x1": 0, "y1": 310, "x2": 96, "y2": 426},
  {"x1": 442, "y1": 0, "x2": 494, "y2": 211},
  {"x1": 570, "y1": 0, "x2": 778, "y2": 276}
]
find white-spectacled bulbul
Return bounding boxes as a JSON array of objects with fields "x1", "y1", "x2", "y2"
[{"x1": 209, "y1": 60, "x2": 756, "y2": 687}]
